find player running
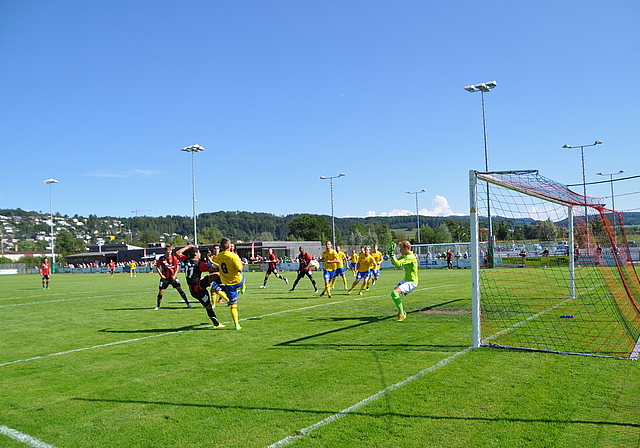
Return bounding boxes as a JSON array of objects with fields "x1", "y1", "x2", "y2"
[
  {"x1": 319, "y1": 241, "x2": 339, "y2": 298},
  {"x1": 347, "y1": 246, "x2": 376, "y2": 295},
  {"x1": 289, "y1": 246, "x2": 319, "y2": 293},
  {"x1": 154, "y1": 244, "x2": 194, "y2": 310},
  {"x1": 370, "y1": 244, "x2": 383, "y2": 286},
  {"x1": 349, "y1": 249, "x2": 358, "y2": 275},
  {"x1": 176, "y1": 245, "x2": 225, "y2": 328},
  {"x1": 213, "y1": 238, "x2": 246, "y2": 330},
  {"x1": 259, "y1": 248, "x2": 289, "y2": 288},
  {"x1": 388, "y1": 241, "x2": 419, "y2": 322},
  {"x1": 330, "y1": 245, "x2": 349, "y2": 290}
]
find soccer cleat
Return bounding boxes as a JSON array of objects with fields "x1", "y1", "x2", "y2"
[
  {"x1": 154, "y1": 306, "x2": 160, "y2": 310},
  {"x1": 259, "y1": 285, "x2": 266, "y2": 289},
  {"x1": 187, "y1": 303, "x2": 195, "y2": 308},
  {"x1": 289, "y1": 289, "x2": 294, "y2": 292},
  {"x1": 347, "y1": 290, "x2": 352, "y2": 294},
  {"x1": 319, "y1": 292, "x2": 324, "y2": 297},
  {"x1": 284, "y1": 277, "x2": 289, "y2": 285},
  {"x1": 213, "y1": 324, "x2": 226, "y2": 329},
  {"x1": 314, "y1": 289, "x2": 319, "y2": 293},
  {"x1": 397, "y1": 313, "x2": 407, "y2": 322},
  {"x1": 235, "y1": 324, "x2": 242, "y2": 330}
]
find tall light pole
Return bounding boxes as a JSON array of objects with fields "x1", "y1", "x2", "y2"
[
  {"x1": 180, "y1": 144, "x2": 205, "y2": 246},
  {"x1": 406, "y1": 189, "x2": 427, "y2": 245},
  {"x1": 597, "y1": 169, "x2": 625, "y2": 227},
  {"x1": 320, "y1": 173, "x2": 345, "y2": 247},
  {"x1": 465, "y1": 80, "x2": 497, "y2": 267},
  {"x1": 42, "y1": 179, "x2": 59, "y2": 268},
  {"x1": 563, "y1": 140, "x2": 603, "y2": 246}
]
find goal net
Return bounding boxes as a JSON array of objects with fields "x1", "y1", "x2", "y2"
[{"x1": 469, "y1": 170, "x2": 640, "y2": 359}]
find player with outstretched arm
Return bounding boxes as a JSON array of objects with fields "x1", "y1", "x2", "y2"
[{"x1": 388, "y1": 241, "x2": 419, "y2": 322}]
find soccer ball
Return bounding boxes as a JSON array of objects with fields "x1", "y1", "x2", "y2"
[{"x1": 309, "y1": 260, "x2": 320, "y2": 270}]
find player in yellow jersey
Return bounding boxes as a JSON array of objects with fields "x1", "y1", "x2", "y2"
[
  {"x1": 330, "y1": 245, "x2": 349, "y2": 290},
  {"x1": 370, "y1": 244, "x2": 383, "y2": 285},
  {"x1": 319, "y1": 240, "x2": 339, "y2": 298},
  {"x1": 349, "y1": 249, "x2": 358, "y2": 275},
  {"x1": 348, "y1": 246, "x2": 376, "y2": 295},
  {"x1": 212, "y1": 237, "x2": 246, "y2": 330}
]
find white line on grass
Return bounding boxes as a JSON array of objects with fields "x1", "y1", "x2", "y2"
[
  {"x1": 264, "y1": 346, "x2": 474, "y2": 448},
  {"x1": 0, "y1": 294, "x2": 145, "y2": 308},
  {"x1": 0, "y1": 284, "x2": 458, "y2": 368},
  {"x1": 0, "y1": 425, "x2": 59, "y2": 448}
]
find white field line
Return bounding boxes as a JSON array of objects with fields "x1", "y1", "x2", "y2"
[
  {"x1": 0, "y1": 291, "x2": 147, "y2": 308},
  {"x1": 0, "y1": 284, "x2": 457, "y2": 368},
  {"x1": 0, "y1": 425, "x2": 58, "y2": 448},
  {"x1": 264, "y1": 346, "x2": 474, "y2": 448},
  {"x1": 0, "y1": 289, "x2": 135, "y2": 302}
]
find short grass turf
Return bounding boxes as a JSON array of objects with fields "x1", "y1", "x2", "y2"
[{"x1": 1, "y1": 268, "x2": 639, "y2": 448}]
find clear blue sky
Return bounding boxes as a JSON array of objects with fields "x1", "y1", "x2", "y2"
[{"x1": 1, "y1": 0, "x2": 638, "y2": 220}]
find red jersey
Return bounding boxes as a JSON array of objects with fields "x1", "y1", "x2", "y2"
[
  {"x1": 178, "y1": 254, "x2": 211, "y2": 286},
  {"x1": 268, "y1": 253, "x2": 278, "y2": 271},
  {"x1": 40, "y1": 262, "x2": 51, "y2": 276},
  {"x1": 297, "y1": 252, "x2": 311, "y2": 272},
  {"x1": 156, "y1": 255, "x2": 180, "y2": 279}
]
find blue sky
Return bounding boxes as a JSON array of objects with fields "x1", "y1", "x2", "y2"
[{"x1": 1, "y1": 0, "x2": 638, "y2": 220}]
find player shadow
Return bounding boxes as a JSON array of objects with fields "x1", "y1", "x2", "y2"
[
  {"x1": 98, "y1": 324, "x2": 211, "y2": 334},
  {"x1": 273, "y1": 299, "x2": 467, "y2": 352},
  {"x1": 70, "y1": 397, "x2": 640, "y2": 429},
  {"x1": 107, "y1": 303, "x2": 199, "y2": 311}
]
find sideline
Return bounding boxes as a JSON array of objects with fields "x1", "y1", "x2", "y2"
[
  {"x1": 0, "y1": 284, "x2": 457, "y2": 368},
  {"x1": 264, "y1": 346, "x2": 474, "y2": 448},
  {"x1": 0, "y1": 425, "x2": 59, "y2": 448}
]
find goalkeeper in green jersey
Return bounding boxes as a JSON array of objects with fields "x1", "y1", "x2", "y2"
[{"x1": 388, "y1": 241, "x2": 419, "y2": 321}]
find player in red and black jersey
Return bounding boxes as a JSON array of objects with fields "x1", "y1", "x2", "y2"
[
  {"x1": 260, "y1": 248, "x2": 288, "y2": 288},
  {"x1": 155, "y1": 244, "x2": 194, "y2": 310},
  {"x1": 288, "y1": 246, "x2": 318, "y2": 293},
  {"x1": 39, "y1": 258, "x2": 51, "y2": 289},
  {"x1": 176, "y1": 244, "x2": 225, "y2": 328}
]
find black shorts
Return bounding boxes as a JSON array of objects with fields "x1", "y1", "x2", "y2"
[
  {"x1": 187, "y1": 277, "x2": 213, "y2": 303},
  {"x1": 159, "y1": 278, "x2": 182, "y2": 290}
]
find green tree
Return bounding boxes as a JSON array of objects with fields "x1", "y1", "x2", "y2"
[
  {"x1": 434, "y1": 224, "x2": 452, "y2": 243},
  {"x1": 55, "y1": 230, "x2": 85, "y2": 256},
  {"x1": 0, "y1": 256, "x2": 12, "y2": 264},
  {"x1": 348, "y1": 228, "x2": 364, "y2": 246},
  {"x1": 495, "y1": 220, "x2": 510, "y2": 241},
  {"x1": 168, "y1": 235, "x2": 187, "y2": 246},
  {"x1": 288, "y1": 214, "x2": 332, "y2": 242},
  {"x1": 419, "y1": 225, "x2": 438, "y2": 244},
  {"x1": 138, "y1": 228, "x2": 160, "y2": 246},
  {"x1": 199, "y1": 225, "x2": 223, "y2": 244},
  {"x1": 17, "y1": 240, "x2": 48, "y2": 251},
  {"x1": 537, "y1": 219, "x2": 557, "y2": 241}
]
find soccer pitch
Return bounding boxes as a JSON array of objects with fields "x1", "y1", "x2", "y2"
[{"x1": 1, "y1": 269, "x2": 638, "y2": 448}]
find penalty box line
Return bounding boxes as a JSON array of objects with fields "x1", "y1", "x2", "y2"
[
  {"x1": 0, "y1": 284, "x2": 457, "y2": 368},
  {"x1": 0, "y1": 424, "x2": 59, "y2": 448},
  {"x1": 264, "y1": 346, "x2": 474, "y2": 448}
]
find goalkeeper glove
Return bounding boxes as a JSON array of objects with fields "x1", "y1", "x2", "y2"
[{"x1": 387, "y1": 242, "x2": 396, "y2": 255}]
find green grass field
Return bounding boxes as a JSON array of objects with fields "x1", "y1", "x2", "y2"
[{"x1": 1, "y1": 269, "x2": 639, "y2": 448}]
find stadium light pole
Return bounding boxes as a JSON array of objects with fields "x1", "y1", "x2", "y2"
[
  {"x1": 320, "y1": 173, "x2": 345, "y2": 248},
  {"x1": 563, "y1": 140, "x2": 603, "y2": 248},
  {"x1": 597, "y1": 169, "x2": 625, "y2": 227},
  {"x1": 406, "y1": 189, "x2": 427, "y2": 245},
  {"x1": 42, "y1": 179, "x2": 59, "y2": 268},
  {"x1": 465, "y1": 81, "x2": 497, "y2": 267},
  {"x1": 180, "y1": 145, "x2": 205, "y2": 246}
]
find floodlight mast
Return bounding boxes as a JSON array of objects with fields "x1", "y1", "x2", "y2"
[
  {"x1": 406, "y1": 189, "x2": 427, "y2": 246},
  {"x1": 42, "y1": 179, "x2": 59, "y2": 268},
  {"x1": 563, "y1": 140, "x2": 603, "y2": 249},
  {"x1": 596, "y1": 169, "x2": 625, "y2": 227},
  {"x1": 465, "y1": 80, "x2": 497, "y2": 267},
  {"x1": 320, "y1": 173, "x2": 345, "y2": 247},
  {"x1": 181, "y1": 145, "x2": 205, "y2": 246}
]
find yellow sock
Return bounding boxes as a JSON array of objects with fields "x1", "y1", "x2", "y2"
[
  {"x1": 230, "y1": 304, "x2": 239, "y2": 326},
  {"x1": 217, "y1": 290, "x2": 229, "y2": 302}
]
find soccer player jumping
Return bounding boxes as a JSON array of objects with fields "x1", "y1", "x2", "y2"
[{"x1": 388, "y1": 241, "x2": 419, "y2": 322}]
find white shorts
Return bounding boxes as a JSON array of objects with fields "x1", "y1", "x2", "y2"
[{"x1": 395, "y1": 280, "x2": 417, "y2": 296}]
